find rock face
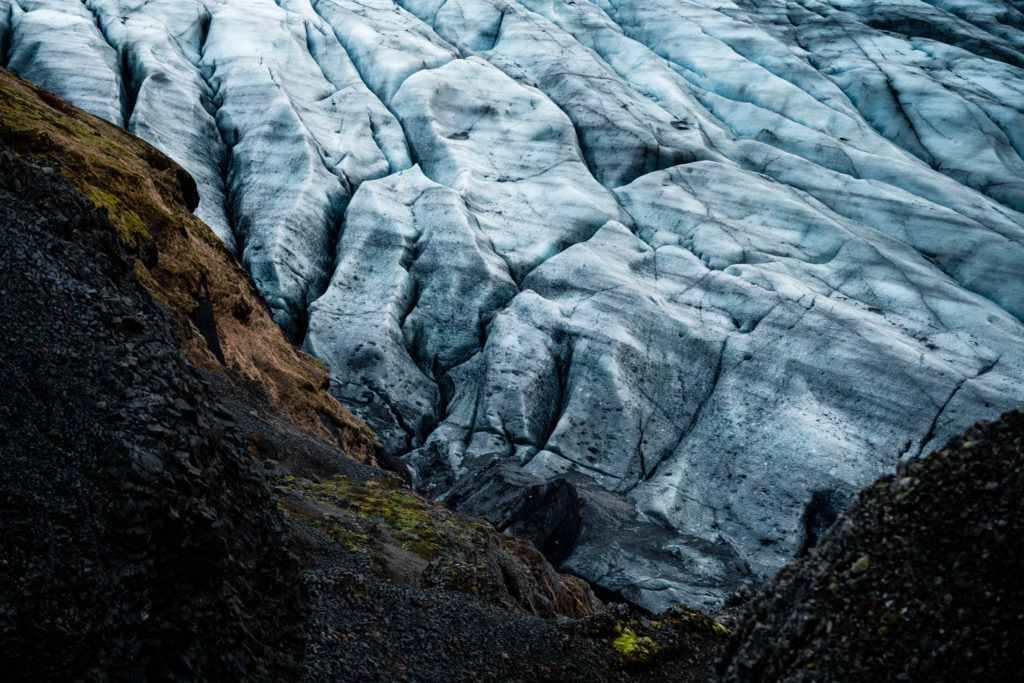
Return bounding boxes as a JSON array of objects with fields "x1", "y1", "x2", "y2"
[
  {"x1": 5, "y1": 0, "x2": 1024, "y2": 610},
  {"x1": 718, "y1": 408, "x2": 1024, "y2": 682}
]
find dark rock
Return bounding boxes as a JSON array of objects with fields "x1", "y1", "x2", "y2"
[
  {"x1": 0, "y1": 143, "x2": 305, "y2": 681},
  {"x1": 447, "y1": 462, "x2": 583, "y2": 566},
  {"x1": 190, "y1": 272, "x2": 225, "y2": 364},
  {"x1": 719, "y1": 409, "x2": 1024, "y2": 682}
]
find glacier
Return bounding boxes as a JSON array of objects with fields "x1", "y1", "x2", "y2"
[{"x1": 4, "y1": 0, "x2": 1024, "y2": 611}]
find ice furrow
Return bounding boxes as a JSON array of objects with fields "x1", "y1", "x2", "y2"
[
  {"x1": 593, "y1": 0, "x2": 867, "y2": 141},
  {"x1": 396, "y1": 0, "x2": 724, "y2": 187},
  {"x1": 282, "y1": 0, "x2": 412, "y2": 176},
  {"x1": 0, "y1": 1, "x2": 11, "y2": 68},
  {"x1": 519, "y1": 0, "x2": 1003, "y2": 246},
  {"x1": 310, "y1": 0, "x2": 459, "y2": 105},
  {"x1": 916, "y1": 354, "x2": 1003, "y2": 457},
  {"x1": 305, "y1": 166, "x2": 521, "y2": 454},
  {"x1": 786, "y1": 0, "x2": 1024, "y2": 211},
  {"x1": 80, "y1": 0, "x2": 131, "y2": 125},
  {"x1": 194, "y1": 15, "x2": 241, "y2": 255},
  {"x1": 645, "y1": 337, "x2": 727, "y2": 485}
]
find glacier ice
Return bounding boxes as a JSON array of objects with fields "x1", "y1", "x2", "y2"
[
  {"x1": 6, "y1": 0, "x2": 124, "y2": 126},
  {"x1": 6, "y1": 0, "x2": 1024, "y2": 611}
]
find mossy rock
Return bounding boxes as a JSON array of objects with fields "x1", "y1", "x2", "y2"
[
  {"x1": 276, "y1": 474, "x2": 458, "y2": 561},
  {"x1": 573, "y1": 605, "x2": 731, "y2": 671}
]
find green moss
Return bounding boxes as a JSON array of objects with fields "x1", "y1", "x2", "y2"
[
  {"x1": 850, "y1": 554, "x2": 871, "y2": 574},
  {"x1": 86, "y1": 187, "x2": 149, "y2": 240},
  {"x1": 277, "y1": 498, "x2": 371, "y2": 554},
  {"x1": 574, "y1": 607, "x2": 730, "y2": 671},
  {"x1": 612, "y1": 625, "x2": 659, "y2": 662},
  {"x1": 275, "y1": 475, "x2": 471, "y2": 561}
]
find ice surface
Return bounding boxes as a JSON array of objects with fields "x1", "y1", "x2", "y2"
[
  {"x1": 10, "y1": 0, "x2": 1024, "y2": 611},
  {"x1": 395, "y1": 0, "x2": 725, "y2": 186},
  {"x1": 6, "y1": 0, "x2": 123, "y2": 126},
  {"x1": 388, "y1": 57, "x2": 629, "y2": 277}
]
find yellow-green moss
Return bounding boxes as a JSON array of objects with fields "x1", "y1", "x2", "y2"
[
  {"x1": 574, "y1": 604, "x2": 731, "y2": 671},
  {"x1": 85, "y1": 186, "x2": 149, "y2": 240},
  {"x1": 850, "y1": 554, "x2": 871, "y2": 574},
  {"x1": 276, "y1": 497, "x2": 373, "y2": 562},
  {"x1": 276, "y1": 475, "x2": 469, "y2": 561},
  {"x1": 612, "y1": 625, "x2": 659, "y2": 662}
]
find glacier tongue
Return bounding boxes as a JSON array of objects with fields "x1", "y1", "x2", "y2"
[{"x1": 6, "y1": 0, "x2": 1024, "y2": 611}]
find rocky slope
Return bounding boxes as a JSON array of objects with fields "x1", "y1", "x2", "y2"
[
  {"x1": 0, "y1": 69, "x2": 731, "y2": 681},
  {"x1": 0, "y1": 133, "x2": 306, "y2": 681},
  {"x1": 5, "y1": 0, "x2": 1023, "y2": 611},
  {"x1": 718, "y1": 407, "x2": 1024, "y2": 682}
]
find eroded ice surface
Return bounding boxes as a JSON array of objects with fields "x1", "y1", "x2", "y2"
[{"x1": 7, "y1": 0, "x2": 1024, "y2": 611}]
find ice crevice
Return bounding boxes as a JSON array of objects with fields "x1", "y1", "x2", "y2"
[
  {"x1": 645, "y1": 336, "x2": 728, "y2": 485},
  {"x1": 530, "y1": 334, "x2": 573, "y2": 462},
  {"x1": 916, "y1": 354, "x2": 1003, "y2": 459},
  {"x1": 0, "y1": 1, "x2": 12, "y2": 68},
  {"x1": 79, "y1": 0, "x2": 129, "y2": 128},
  {"x1": 192, "y1": 10, "x2": 240, "y2": 255},
  {"x1": 302, "y1": 0, "x2": 419, "y2": 163},
  {"x1": 80, "y1": 0, "x2": 136, "y2": 129}
]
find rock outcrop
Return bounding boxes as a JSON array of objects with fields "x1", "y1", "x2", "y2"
[{"x1": 0, "y1": 138, "x2": 308, "y2": 681}]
